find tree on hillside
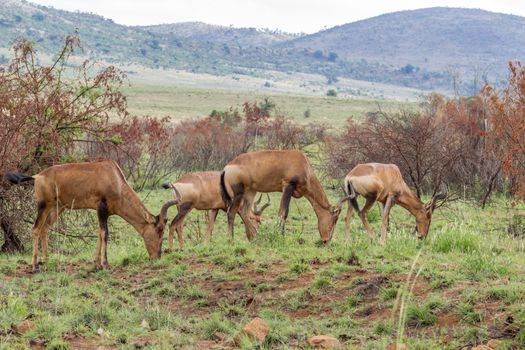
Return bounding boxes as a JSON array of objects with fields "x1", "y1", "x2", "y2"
[{"x1": 0, "y1": 37, "x2": 128, "y2": 252}]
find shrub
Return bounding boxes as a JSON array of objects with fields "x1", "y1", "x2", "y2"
[
  {"x1": 0, "y1": 37, "x2": 127, "y2": 251},
  {"x1": 327, "y1": 89, "x2": 337, "y2": 97}
]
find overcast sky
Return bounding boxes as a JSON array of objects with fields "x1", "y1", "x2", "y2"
[{"x1": 30, "y1": 0, "x2": 525, "y2": 33}]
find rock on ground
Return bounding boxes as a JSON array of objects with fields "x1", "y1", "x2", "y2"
[
  {"x1": 306, "y1": 335, "x2": 342, "y2": 349},
  {"x1": 241, "y1": 317, "x2": 269, "y2": 343}
]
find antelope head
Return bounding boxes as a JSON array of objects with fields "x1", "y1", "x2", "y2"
[
  {"x1": 322, "y1": 195, "x2": 351, "y2": 243},
  {"x1": 415, "y1": 186, "x2": 448, "y2": 239},
  {"x1": 250, "y1": 193, "x2": 271, "y2": 228},
  {"x1": 143, "y1": 187, "x2": 181, "y2": 258}
]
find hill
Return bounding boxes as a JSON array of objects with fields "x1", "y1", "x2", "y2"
[
  {"x1": 282, "y1": 7, "x2": 525, "y2": 92},
  {"x1": 0, "y1": 1, "x2": 523, "y2": 93}
]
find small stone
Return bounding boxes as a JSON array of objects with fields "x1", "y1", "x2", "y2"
[
  {"x1": 241, "y1": 317, "x2": 269, "y2": 343},
  {"x1": 487, "y1": 340, "x2": 503, "y2": 349},
  {"x1": 13, "y1": 319, "x2": 35, "y2": 335},
  {"x1": 97, "y1": 327, "x2": 104, "y2": 336},
  {"x1": 29, "y1": 339, "x2": 46, "y2": 347},
  {"x1": 130, "y1": 339, "x2": 151, "y2": 349},
  {"x1": 213, "y1": 332, "x2": 229, "y2": 342},
  {"x1": 307, "y1": 335, "x2": 342, "y2": 349},
  {"x1": 140, "y1": 319, "x2": 150, "y2": 330}
]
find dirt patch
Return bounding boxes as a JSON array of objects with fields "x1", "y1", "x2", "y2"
[{"x1": 437, "y1": 313, "x2": 459, "y2": 328}]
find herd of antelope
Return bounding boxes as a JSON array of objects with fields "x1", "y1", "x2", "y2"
[{"x1": 4, "y1": 149, "x2": 446, "y2": 273}]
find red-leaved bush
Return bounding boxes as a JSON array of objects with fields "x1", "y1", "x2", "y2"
[
  {"x1": 484, "y1": 62, "x2": 525, "y2": 200},
  {"x1": 0, "y1": 37, "x2": 127, "y2": 251},
  {"x1": 325, "y1": 93, "x2": 499, "y2": 202}
]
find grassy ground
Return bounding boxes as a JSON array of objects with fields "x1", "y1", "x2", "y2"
[
  {"x1": 1, "y1": 188, "x2": 524, "y2": 349},
  {"x1": 122, "y1": 85, "x2": 416, "y2": 126}
]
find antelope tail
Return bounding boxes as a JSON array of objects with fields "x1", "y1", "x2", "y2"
[
  {"x1": 161, "y1": 182, "x2": 182, "y2": 202},
  {"x1": 220, "y1": 171, "x2": 232, "y2": 206},
  {"x1": 4, "y1": 172, "x2": 35, "y2": 185},
  {"x1": 345, "y1": 179, "x2": 360, "y2": 212}
]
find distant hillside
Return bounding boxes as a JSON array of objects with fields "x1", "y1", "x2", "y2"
[
  {"x1": 143, "y1": 22, "x2": 298, "y2": 47},
  {"x1": 282, "y1": 7, "x2": 525, "y2": 90},
  {"x1": 0, "y1": 1, "x2": 523, "y2": 93}
]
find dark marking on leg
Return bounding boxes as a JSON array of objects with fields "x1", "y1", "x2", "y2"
[
  {"x1": 228, "y1": 183, "x2": 245, "y2": 238},
  {"x1": 97, "y1": 198, "x2": 110, "y2": 267},
  {"x1": 168, "y1": 203, "x2": 192, "y2": 250},
  {"x1": 97, "y1": 199, "x2": 109, "y2": 239},
  {"x1": 282, "y1": 177, "x2": 299, "y2": 222},
  {"x1": 169, "y1": 203, "x2": 192, "y2": 231}
]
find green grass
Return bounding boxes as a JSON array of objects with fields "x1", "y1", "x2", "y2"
[
  {"x1": 122, "y1": 84, "x2": 414, "y2": 126},
  {"x1": 0, "y1": 190, "x2": 524, "y2": 349}
]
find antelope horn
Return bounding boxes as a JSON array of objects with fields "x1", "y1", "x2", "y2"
[
  {"x1": 334, "y1": 195, "x2": 351, "y2": 211},
  {"x1": 253, "y1": 193, "x2": 271, "y2": 215},
  {"x1": 159, "y1": 199, "x2": 179, "y2": 225}
]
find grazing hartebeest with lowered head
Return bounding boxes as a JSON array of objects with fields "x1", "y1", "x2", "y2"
[
  {"x1": 220, "y1": 149, "x2": 349, "y2": 242},
  {"x1": 161, "y1": 171, "x2": 270, "y2": 249},
  {"x1": 344, "y1": 163, "x2": 447, "y2": 244},
  {"x1": 4, "y1": 160, "x2": 171, "y2": 272}
]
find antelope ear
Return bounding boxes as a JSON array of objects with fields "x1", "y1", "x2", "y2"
[{"x1": 144, "y1": 211, "x2": 154, "y2": 224}]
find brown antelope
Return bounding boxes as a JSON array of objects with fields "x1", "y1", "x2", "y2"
[
  {"x1": 220, "y1": 150, "x2": 349, "y2": 242},
  {"x1": 4, "y1": 160, "x2": 171, "y2": 273},
  {"x1": 343, "y1": 163, "x2": 447, "y2": 244},
  {"x1": 161, "y1": 171, "x2": 270, "y2": 249}
]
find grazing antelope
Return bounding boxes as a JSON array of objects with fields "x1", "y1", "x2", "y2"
[
  {"x1": 220, "y1": 150, "x2": 349, "y2": 242},
  {"x1": 4, "y1": 160, "x2": 171, "y2": 273},
  {"x1": 344, "y1": 163, "x2": 447, "y2": 244},
  {"x1": 160, "y1": 171, "x2": 270, "y2": 249}
]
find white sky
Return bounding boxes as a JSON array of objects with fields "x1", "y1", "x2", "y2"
[{"x1": 30, "y1": 0, "x2": 525, "y2": 33}]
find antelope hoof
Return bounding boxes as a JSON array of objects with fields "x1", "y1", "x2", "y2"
[
  {"x1": 379, "y1": 238, "x2": 386, "y2": 246},
  {"x1": 31, "y1": 264, "x2": 40, "y2": 274}
]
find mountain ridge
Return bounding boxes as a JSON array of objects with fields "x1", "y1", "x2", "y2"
[{"x1": 0, "y1": 1, "x2": 523, "y2": 93}]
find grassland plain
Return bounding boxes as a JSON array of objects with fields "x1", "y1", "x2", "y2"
[
  {"x1": 122, "y1": 85, "x2": 417, "y2": 126},
  {"x1": 1, "y1": 187, "x2": 524, "y2": 349}
]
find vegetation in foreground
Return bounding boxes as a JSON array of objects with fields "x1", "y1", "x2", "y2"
[{"x1": 1, "y1": 190, "x2": 524, "y2": 349}]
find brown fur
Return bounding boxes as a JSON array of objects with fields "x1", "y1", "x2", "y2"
[
  {"x1": 6, "y1": 160, "x2": 167, "y2": 272},
  {"x1": 162, "y1": 171, "x2": 269, "y2": 249},
  {"x1": 222, "y1": 150, "x2": 348, "y2": 242},
  {"x1": 344, "y1": 163, "x2": 443, "y2": 244}
]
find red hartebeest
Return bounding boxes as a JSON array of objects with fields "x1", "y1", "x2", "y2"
[
  {"x1": 220, "y1": 150, "x2": 349, "y2": 242},
  {"x1": 161, "y1": 171, "x2": 270, "y2": 249},
  {"x1": 4, "y1": 160, "x2": 171, "y2": 272},
  {"x1": 344, "y1": 163, "x2": 447, "y2": 244}
]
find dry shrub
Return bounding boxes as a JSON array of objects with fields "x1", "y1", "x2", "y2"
[
  {"x1": 167, "y1": 102, "x2": 321, "y2": 173},
  {"x1": 325, "y1": 93, "x2": 497, "y2": 200},
  {"x1": 484, "y1": 61, "x2": 525, "y2": 200},
  {"x1": 84, "y1": 116, "x2": 174, "y2": 191},
  {"x1": 0, "y1": 37, "x2": 127, "y2": 251},
  {"x1": 169, "y1": 114, "x2": 250, "y2": 172}
]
